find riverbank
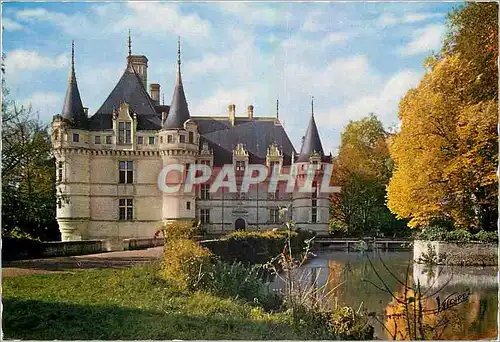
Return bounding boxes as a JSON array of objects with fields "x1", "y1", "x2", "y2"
[{"x1": 3, "y1": 262, "x2": 301, "y2": 340}]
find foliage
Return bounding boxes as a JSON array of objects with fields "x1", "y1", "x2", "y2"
[
  {"x1": 446, "y1": 229, "x2": 473, "y2": 243},
  {"x1": 1, "y1": 236, "x2": 44, "y2": 261},
  {"x1": 1, "y1": 79, "x2": 60, "y2": 241},
  {"x1": 203, "y1": 228, "x2": 315, "y2": 266},
  {"x1": 331, "y1": 114, "x2": 410, "y2": 237},
  {"x1": 162, "y1": 238, "x2": 214, "y2": 292},
  {"x1": 417, "y1": 244, "x2": 446, "y2": 265},
  {"x1": 474, "y1": 230, "x2": 498, "y2": 243},
  {"x1": 415, "y1": 225, "x2": 449, "y2": 241},
  {"x1": 203, "y1": 260, "x2": 283, "y2": 312},
  {"x1": 387, "y1": 2, "x2": 498, "y2": 231}
]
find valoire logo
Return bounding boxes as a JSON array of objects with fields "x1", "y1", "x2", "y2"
[{"x1": 157, "y1": 163, "x2": 341, "y2": 194}]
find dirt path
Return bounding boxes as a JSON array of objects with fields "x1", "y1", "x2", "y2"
[{"x1": 2, "y1": 247, "x2": 164, "y2": 277}]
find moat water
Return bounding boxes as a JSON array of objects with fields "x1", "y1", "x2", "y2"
[{"x1": 271, "y1": 250, "x2": 498, "y2": 340}]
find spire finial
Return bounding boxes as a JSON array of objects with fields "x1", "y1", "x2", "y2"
[
  {"x1": 162, "y1": 93, "x2": 165, "y2": 105},
  {"x1": 128, "y1": 29, "x2": 132, "y2": 57},
  {"x1": 71, "y1": 40, "x2": 75, "y2": 71},
  {"x1": 177, "y1": 36, "x2": 181, "y2": 66},
  {"x1": 276, "y1": 99, "x2": 279, "y2": 119},
  {"x1": 311, "y1": 95, "x2": 314, "y2": 117}
]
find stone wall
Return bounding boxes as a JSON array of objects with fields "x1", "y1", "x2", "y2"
[
  {"x1": 123, "y1": 237, "x2": 164, "y2": 250},
  {"x1": 413, "y1": 240, "x2": 498, "y2": 266},
  {"x1": 42, "y1": 240, "x2": 111, "y2": 257}
]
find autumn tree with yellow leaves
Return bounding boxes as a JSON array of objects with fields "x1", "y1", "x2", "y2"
[{"x1": 387, "y1": 2, "x2": 498, "y2": 231}]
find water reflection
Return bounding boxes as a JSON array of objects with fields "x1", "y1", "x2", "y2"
[{"x1": 271, "y1": 250, "x2": 498, "y2": 340}]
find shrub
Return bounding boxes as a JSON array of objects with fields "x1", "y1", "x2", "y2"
[
  {"x1": 416, "y1": 226, "x2": 448, "y2": 241},
  {"x1": 203, "y1": 260, "x2": 284, "y2": 312},
  {"x1": 474, "y1": 230, "x2": 498, "y2": 243},
  {"x1": 446, "y1": 229, "x2": 473, "y2": 242},
  {"x1": 162, "y1": 238, "x2": 213, "y2": 292},
  {"x1": 2, "y1": 236, "x2": 44, "y2": 261}
]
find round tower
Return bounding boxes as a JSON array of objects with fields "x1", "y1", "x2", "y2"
[{"x1": 159, "y1": 38, "x2": 198, "y2": 225}]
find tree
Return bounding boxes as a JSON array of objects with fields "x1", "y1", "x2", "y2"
[
  {"x1": 2, "y1": 79, "x2": 60, "y2": 240},
  {"x1": 330, "y1": 114, "x2": 408, "y2": 237},
  {"x1": 387, "y1": 3, "x2": 498, "y2": 231}
]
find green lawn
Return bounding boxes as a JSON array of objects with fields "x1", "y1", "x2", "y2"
[{"x1": 3, "y1": 262, "x2": 300, "y2": 340}]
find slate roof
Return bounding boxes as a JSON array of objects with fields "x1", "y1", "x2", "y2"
[
  {"x1": 88, "y1": 59, "x2": 160, "y2": 131},
  {"x1": 163, "y1": 57, "x2": 190, "y2": 129},
  {"x1": 61, "y1": 47, "x2": 87, "y2": 129},
  {"x1": 297, "y1": 114, "x2": 325, "y2": 162},
  {"x1": 195, "y1": 118, "x2": 296, "y2": 166}
]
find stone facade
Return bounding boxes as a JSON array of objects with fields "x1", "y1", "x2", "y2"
[{"x1": 51, "y1": 41, "x2": 334, "y2": 249}]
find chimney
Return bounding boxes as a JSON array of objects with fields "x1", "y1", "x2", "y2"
[
  {"x1": 129, "y1": 55, "x2": 148, "y2": 88},
  {"x1": 247, "y1": 105, "x2": 254, "y2": 119},
  {"x1": 228, "y1": 104, "x2": 235, "y2": 126},
  {"x1": 150, "y1": 83, "x2": 160, "y2": 102}
]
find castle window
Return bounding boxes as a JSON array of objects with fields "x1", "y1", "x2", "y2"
[
  {"x1": 269, "y1": 207, "x2": 279, "y2": 224},
  {"x1": 312, "y1": 199, "x2": 317, "y2": 207},
  {"x1": 187, "y1": 201, "x2": 191, "y2": 210},
  {"x1": 269, "y1": 161, "x2": 279, "y2": 171},
  {"x1": 201, "y1": 184, "x2": 210, "y2": 200},
  {"x1": 311, "y1": 207, "x2": 318, "y2": 223},
  {"x1": 137, "y1": 136, "x2": 144, "y2": 145},
  {"x1": 312, "y1": 181, "x2": 318, "y2": 198},
  {"x1": 236, "y1": 160, "x2": 245, "y2": 172},
  {"x1": 189, "y1": 131, "x2": 194, "y2": 143},
  {"x1": 106, "y1": 135, "x2": 112, "y2": 144},
  {"x1": 167, "y1": 135, "x2": 173, "y2": 143},
  {"x1": 119, "y1": 198, "x2": 133, "y2": 221},
  {"x1": 200, "y1": 208, "x2": 210, "y2": 224},
  {"x1": 179, "y1": 135, "x2": 186, "y2": 143},
  {"x1": 58, "y1": 161, "x2": 63, "y2": 182},
  {"x1": 95, "y1": 136, "x2": 101, "y2": 144},
  {"x1": 72, "y1": 133, "x2": 80, "y2": 142},
  {"x1": 160, "y1": 136, "x2": 163, "y2": 144},
  {"x1": 201, "y1": 160, "x2": 211, "y2": 166},
  {"x1": 148, "y1": 136, "x2": 155, "y2": 145},
  {"x1": 119, "y1": 161, "x2": 133, "y2": 184},
  {"x1": 118, "y1": 122, "x2": 131, "y2": 144}
]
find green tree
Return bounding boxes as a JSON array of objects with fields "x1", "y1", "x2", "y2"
[
  {"x1": 387, "y1": 3, "x2": 498, "y2": 231},
  {"x1": 330, "y1": 114, "x2": 408, "y2": 237},
  {"x1": 2, "y1": 80, "x2": 60, "y2": 241}
]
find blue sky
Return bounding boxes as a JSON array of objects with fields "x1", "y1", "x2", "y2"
[{"x1": 3, "y1": 1, "x2": 461, "y2": 154}]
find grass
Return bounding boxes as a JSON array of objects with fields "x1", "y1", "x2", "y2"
[{"x1": 3, "y1": 262, "x2": 301, "y2": 340}]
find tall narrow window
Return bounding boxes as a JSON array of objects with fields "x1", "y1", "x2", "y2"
[
  {"x1": 311, "y1": 207, "x2": 318, "y2": 223},
  {"x1": 167, "y1": 135, "x2": 173, "y2": 143},
  {"x1": 188, "y1": 131, "x2": 194, "y2": 143},
  {"x1": 187, "y1": 201, "x2": 191, "y2": 210},
  {"x1": 118, "y1": 122, "x2": 131, "y2": 144},
  {"x1": 58, "y1": 161, "x2": 63, "y2": 182},
  {"x1": 119, "y1": 198, "x2": 133, "y2": 221},
  {"x1": 200, "y1": 208, "x2": 210, "y2": 224},
  {"x1": 236, "y1": 160, "x2": 245, "y2": 172},
  {"x1": 269, "y1": 207, "x2": 279, "y2": 224},
  {"x1": 119, "y1": 161, "x2": 134, "y2": 184},
  {"x1": 106, "y1": 135, "x2": 112, "y2": 144},
  {"x1": 73, "y1": 133, "x2": 80, "y2": 142},
  {"x1": 148, "y1": 136, "x2": 155, "y2": 145},
  {"x1": 201, "y1": 184, "x2": 210, "y2": 200}
]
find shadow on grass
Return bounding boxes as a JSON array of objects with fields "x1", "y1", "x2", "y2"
[{"x1": 3, "y1": 298, "x2": 296, "y2": 340}]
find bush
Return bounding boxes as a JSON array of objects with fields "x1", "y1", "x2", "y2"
[
  {"x1": 203, "y1": 260, "x2": 283, "y2": 312},
  {"x1": 416, "y1": 225, "x2": 448, "y2": 241},
  {"x1": 474, "y1": 230, "x2": 498, "y2": 243},
  {"x1": 162, "y1": 238, "x2": 214, "y2": 292},
  {"x1": 2, "y1": 236, "x2": 44, "y2": 261},
  {"x1": 202, "y1": 229, "x2": 316, "y2": 266},
  {"x1": 446, "y1": 229, "x2": 473, "y2": 242}
]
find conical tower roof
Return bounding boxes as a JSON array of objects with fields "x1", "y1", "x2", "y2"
[
  {"x1": 297, "y1": 97, "x2": 324, "y2": 162},
  {"x1": 61, "y1": 41, "x2": 87, "y2": 128},
  {"x1": 163, "y1": 38, "x2": 190, "y2": 129}
]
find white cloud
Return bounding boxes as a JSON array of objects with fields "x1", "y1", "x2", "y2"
[
  {"x1": 21, "y1": 91, "x2": 62, "y2": 122},
  {"x1": 113, "y1": 3, "x2": 212, "y2": 41},
  {"x1": 2, "y1": 17, "x2": 24, "y2": 31},
  {"x1": 218, "y1": 3, "x2": 293, "y2": 27},
  {"x1": 398, "y1": 24, "x2": 445, "y2": 56},
  {"x1": 377, "y1": 12, "x2": 445, "y2": 28},
  {"x1": 321, "y1": 32, "x2": 350, "y2": 46},
  {"x1": 5, "y1": 49, "x2": 69, "y2": 74}
]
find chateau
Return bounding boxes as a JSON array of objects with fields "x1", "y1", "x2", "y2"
[{"x1": 51, "y1": 39, "x2": 333, "y2": 249}]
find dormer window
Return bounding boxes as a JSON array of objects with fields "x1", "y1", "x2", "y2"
[{"x1": 118, "y1": 122, "x2": 131, "y2": 144}]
